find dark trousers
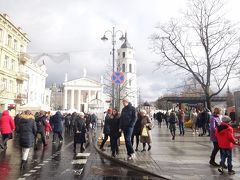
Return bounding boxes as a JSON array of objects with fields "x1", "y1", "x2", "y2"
[
  {"x1": 74, "y1": 142, "x2": 84, "y2": 151},
  {"x1": 179, "y1": 122, "x2": 185, "y2": 135},
  {"x1": 110, "y1": 135, "x2": 119, "y2": 155},
  {"x1": 210, "y1": 141, "x2": 220, "y2": 162},
  {"x1": 100, "y1": 134, "x2": 109, "y2": 148},
  {"x1": 220, "y1": 149, "x2": 233, "y2": 171},
  {"x1": 123, "y1": 127, "x2": 134, "y2": 156},
  {"x1": 131, "y1": 134, "x2": 139, "y2": 149},
  {"x1": 1, "y1": 133, "x2": 12, "y2": 147},
  {"x1": 53, "y1": 131, "x2": 63, "y2": 142},
  {"x1": 35, "y1": 131, "x2": 46, "y2": 145}
]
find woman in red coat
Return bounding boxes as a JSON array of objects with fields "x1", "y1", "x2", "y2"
[{"x1": 0, "y1": 110, "x2": 15, "y2": 150}]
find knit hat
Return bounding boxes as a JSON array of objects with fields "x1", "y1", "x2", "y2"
[
  {"x1": 221, "y1": 115, "x2": 231, "y2": 123},
  {"x1": 79, "y1": 112, "x2": 84, "y2": 116},
  {"x1": 107, "y1": 108, "x2": 112, "y2": 113}
]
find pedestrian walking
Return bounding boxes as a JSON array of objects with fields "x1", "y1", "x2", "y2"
[
  {"x1": 73, "y1": 112, "x2": 86, "y2": 153},
  {"x1": 18, "y1": 110, "x2": 37, "y2": 170},
  {"x1": 91, "y1": 113, "x2": 97, "y2": 130},
  {"x1": 178, "y1": 109, "x2": 185, "y2": 136},
  {"x1": 156, "y1": 112, "x2": 163, "y2": 128},
  {"x1": 45, "y1": 118, "x2": 52, "y2": 139},
  {"x1": 109, "y1": 108, "x2": 121, "y2": 157},
  {"x1": 64, "y1": 113, "x2": 71, "y2": 134},
  {"x1": 100, "y1": 108, "x2": 111, "y2": 151},
  {"x1": 216, "y1": 116, "x2": 237, "y2": 175},
  {"x1": 198, "y1": 108, "x2": 210, "y2": 136},
  {"x1": 165, "y1": 111, "x2": 170, "y2": 128},
  {"x1": 35, "y1": 111, "x2": 47, "y2": 149},
  {"x1": 119, "y1": 98, "x2": 136, "y2": 160},
  {"x1": 190, "y1": 108, "x2": 198, "y2": 135},
  {"x1": 50, "y1": 111, "x2": 64, "y2": 143},
  {"x1": 0, "y1": 110, "x2": 15, "y2": 150},
  {"x1": 140, "y1": 110, "x2": 153, "y2": 151},
  {"x1": 131, "y1": 112, "x2": 141, "y2": 151},
  {"x1": 209, "y1": 107, "x2": 222, "y2": 167},
  {"x1": 169, "y1": 111, "x2": 177, "y2": 140}
]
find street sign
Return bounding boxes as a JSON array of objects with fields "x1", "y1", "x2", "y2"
[{"x1": 112, "y1": 71, "x2": 125, "y2": 84}]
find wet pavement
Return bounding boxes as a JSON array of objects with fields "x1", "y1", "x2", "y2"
[
  {"x1": 96, "y1": 120, "x2": 240, "y2": 180},
  {"x1": 0, "y1": 129, "x2": 157, "y2": 180}
]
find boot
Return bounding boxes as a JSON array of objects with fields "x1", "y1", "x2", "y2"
[{"x1": 20, "y1": 160, "x2": 26, "y2": 170}]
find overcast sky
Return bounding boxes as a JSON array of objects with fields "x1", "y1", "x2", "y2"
[{"x1": 1, "y1": 0, "x2": 240, "y2": 101}]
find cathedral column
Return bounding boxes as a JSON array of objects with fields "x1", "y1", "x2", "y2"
[
  {"x1": 64, "y1": 88, "x2": 68, "y2": 110},
  {"x1": 71, "y1": 89, "x2": 74, "y2": 109},
  {"x1": 78, "y1": 89, "x2": 81, "y2": 112}
]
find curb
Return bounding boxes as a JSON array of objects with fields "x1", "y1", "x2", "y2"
[{"x1": 94, "y1": 143, "x2": 170, "y2": 179}]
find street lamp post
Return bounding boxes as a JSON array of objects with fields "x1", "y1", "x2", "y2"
[{"x1": 101, "y1": 27, "x2": 125, "y2": 108}]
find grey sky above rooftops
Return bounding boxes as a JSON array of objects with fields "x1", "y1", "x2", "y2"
[{"x1": 1, "y1": 0, "x2": 239, "y2": 101}]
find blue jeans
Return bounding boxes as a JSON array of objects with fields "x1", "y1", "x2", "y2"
[
  {"x1": 220, "y1": 149, "x2": 233, "y2": 171},
  {"x1": 179, "y1": 122, "x2": 185, "y2": 135},
  {"x1": 123, "y1": 127, "x2": 134, "y2": 156}
]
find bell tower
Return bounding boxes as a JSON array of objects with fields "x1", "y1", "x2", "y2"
[{"x1": 117, "y1": 33, "x2": 137, "y2": 108}]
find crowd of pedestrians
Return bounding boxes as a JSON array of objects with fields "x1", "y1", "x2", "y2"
[{"x1": 0, "y1": 109, "x2": 98, "y2": 170}]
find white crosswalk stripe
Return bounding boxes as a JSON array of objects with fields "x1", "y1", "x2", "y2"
[{"x1": 71, "y1": 159, "x2": 87, "y2": 165}]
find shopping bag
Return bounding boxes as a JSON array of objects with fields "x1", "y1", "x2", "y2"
[{"x1": 141, "y1": 127, "x2": 148, "y2": 137}]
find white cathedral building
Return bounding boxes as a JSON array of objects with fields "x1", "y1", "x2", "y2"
[{"x1": 117, "y1": 33, "x2": 138, "y2": 108}]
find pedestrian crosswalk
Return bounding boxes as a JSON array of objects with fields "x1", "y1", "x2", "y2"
[{"x1": 71, "y1": 152, "x2": 91, "y2": 176}]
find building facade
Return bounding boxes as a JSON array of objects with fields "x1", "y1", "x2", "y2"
[
  {"x1": 117, "y1": 33, "x2": 138, "y2": 108},
  {"x1": 63, "y1": 76, "x2": 107, "y2": 113},
  {"x1": 0, "y1": 14, "x2": 30, "y2": 112}
]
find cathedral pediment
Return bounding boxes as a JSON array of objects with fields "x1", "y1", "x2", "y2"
[{"x1": 63, "y1": 77, "x2": 102, "y2": 88}]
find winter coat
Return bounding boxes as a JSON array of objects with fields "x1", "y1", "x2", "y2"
[
  {"x1": 35, "y1": 115, "x2": 46, "y2": 133},
  {"x1": 74, "y1": 117, "x2": 86, "y2": 143},
  {"x1": 45, "y1": 120, "x2": 52, "y2": 132},
  {"x1": 190, "y1": 111, "x2": 198, "y2": 124},
  {"x1": 210, "y1": 115, "x2": 222, "y2": 142},
  {"x1": 18, "y1": 114, "x2": 37, "y2": 148},
  {"x1": 50, "y1": 111, "x2": 64, "y2": 132},
  {"x1": 103, "y1": 114, "x2": 111, "y2": 135},
  {"x1": 109, "y1": 115, "x2": 121, "y2": 138},
  {"x1": 0, "y1": 110, "x2": 15, "y2": 134},
  {"x1": 133, "y1": 117, "x2": 142, "y2": 136},
  {"x1": 140, "y1": 115, "x2": 153, "y2": 144},
  {"x1": 119, "y1": 103, "x2": 136, "y2": 130},
  {"x1": 216, "y1": 122, "x2": 236, "y2": 149},
  {"x1": 178, "y1": 111, "x2": 185, "y2": 123}
]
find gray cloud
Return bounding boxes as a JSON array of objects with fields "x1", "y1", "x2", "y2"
[{"x1": 1, "y1": 0, "x2": 239, "y2": 101}]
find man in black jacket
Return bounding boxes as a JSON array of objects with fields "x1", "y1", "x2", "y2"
[
  {"x1": 119, "y1": 98, "x2": 136, "y2": 160},
  {"x1": 35, "y1": 111, "x2": 47, "y2": 149}
]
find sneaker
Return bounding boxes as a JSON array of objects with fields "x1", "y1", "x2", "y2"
[
  {"x1": 127, "y1": 155, "x2": 133, "y2": 160},
  {"x1": 228, "y1": 170, "x2": 235, "y2": 175},
  {"x1": 131, "y1": 153, "x2": 136, "y2": 159},
  {"x1": 218, "y1": 167, "x2": 223, "y2": 174}
]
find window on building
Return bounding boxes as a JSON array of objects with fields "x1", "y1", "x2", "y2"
[
  {"x1": 3, "y1": 56, "x2": 9, "y2": 68},
  {"x1": 2, "y1": 78, "x2": 7, "y2": 90},
  {"x1": 122, "y1": 64, "x2": 125, "y2": 72},
  {"x1": 13, "y1": 39, "x2": 18, "y2": 50},
  {"x1": 129, "y1": 79, "x2": 132, "y2": 86},
  {"x1": 7, "y1": 34, "x2": 12, "y2": 47},
  {"x1": 0, "y1": 28, "x2": 3, "y2": 41},
  {"x1": 129, "y1": 64, "x2": 132, "y2": 73},
  {"x1": 11, "y1": 59, "x2": 15, "y2": 70},
  {"x1": 9, "y1": 80, "x2": 13, "y2": 92},
  {"x1": 20, "y1": 44, "x2": 24, "y2": 52},
  {"x1": 122, "y1": 52, "x2": 125, "y2": 58}
]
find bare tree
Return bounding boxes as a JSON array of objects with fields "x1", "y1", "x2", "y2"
[{"x1": 151, "y1": 0, "x2": 240, "y2": 110}]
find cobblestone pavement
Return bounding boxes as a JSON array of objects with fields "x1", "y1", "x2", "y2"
[{"x1": 96, "y1": 121, "x2": 240, "y2": 180}]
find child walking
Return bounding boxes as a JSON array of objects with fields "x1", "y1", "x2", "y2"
[
  {"x1": 45, "y1": 118, "x2": 52, "y2": 139},
  {"x1": 216, "y1": 116, "x2": 237, "y2": 175}
]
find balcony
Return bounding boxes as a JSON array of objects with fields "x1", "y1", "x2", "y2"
[
  {"x1": 19, "y1": 52, "x2": 30, "y2": 64},
  {"x1": 16, "y1": 72, "x2": 29, "y2": 81},
  {"x1": 15, "y1": 93, "x2": 27, "y2": 104}
]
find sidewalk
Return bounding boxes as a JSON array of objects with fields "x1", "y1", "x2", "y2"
[{"x1": 95, "y1": 122, "x2": 240, "y2": 180}]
